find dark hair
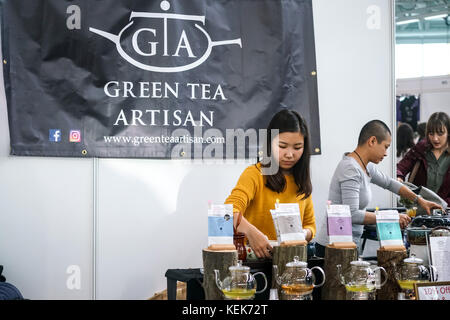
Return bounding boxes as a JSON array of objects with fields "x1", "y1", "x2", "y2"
[
  {"x1": 358, "y1": 120, "x2": 391, "y2": 146},
  {"x1": 426, "y1": 112, "x2": 450, "y2": 145},
  {"x1": 416, "y1": 122, "x2": 426, "y2": 141},
  {"x1": 397, "y1": 123, "x2": 414, "y2": 158},
  {"x1": 262, "y1": 109, "x2": 312, "y2": 199}
]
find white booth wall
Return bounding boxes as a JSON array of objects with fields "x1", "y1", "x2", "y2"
[{"x1": 0, "y1": 0, "x2": 395, "y2": 299}]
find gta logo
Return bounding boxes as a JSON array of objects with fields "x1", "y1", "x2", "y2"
[{"x1": 89, "y1": 0, "x2": 242, "y2": 72}]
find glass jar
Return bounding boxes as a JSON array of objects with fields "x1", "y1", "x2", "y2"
[
  {"x1": 273, "y1": 256, "x2": 325, "y2": 300},
  {"x1": 337, "y1": 258, "x2": 387, "y2": 300},
  {"x1": 233, "y1": 232, "x2": 247, "y2": 261},
  {"x1": 214, "y1": 260, "x2": 267, "y2": 300},
  {"x1": 394, "y1": 254, "x2": 437, "y2": 300}
]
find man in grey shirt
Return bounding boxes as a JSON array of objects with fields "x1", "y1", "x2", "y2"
[{"x1": 315, "y1": 120, "x2": 443, "y2": 256}]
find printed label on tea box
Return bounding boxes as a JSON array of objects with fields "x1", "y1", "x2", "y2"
[
  {"x1": 376, "y1": 210, "x2": 403, "y2": 247},
  {"x1": 377, "y1": 222, "x2": 402, "y2": 241},
  {"x1": 277, "y1": 213, "x2": 303, "y2": 237},
  {"x1": 208, "y1": 204, "x2": 233, "y2": 246},
  {"x1": 271, "y1": 203, "x2": 305, "y2": 243},
  {"x1": 326, "y1": 204, "x2": 352, "y2": 243},
  {"x1": 208, "y1": 216, "x2": 233, "y2": 237},
  {"x1": 327, "y1": 217, "x2": 352, "y2": 236}
]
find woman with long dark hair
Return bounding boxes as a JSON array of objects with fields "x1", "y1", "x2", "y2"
[
  {"x1": 397, "y1": 112, "x2": 450, "y2": 205},
  {"x1": 225, "y1": 109, "x2": 316, "y2": 258},
  {"x1": 396, "y1": 123, "x2": 415, "y2": 162}
]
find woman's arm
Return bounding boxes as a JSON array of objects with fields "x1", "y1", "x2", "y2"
[
  {"x1": 361, "y1": 184, "x2": 442, "y2": 228},
  {"x1": 225, "y1": 167, "x2": 272, "y2": 258},
  {"x1": 235, "y1": 214, "x2": 272, "y2": 258},
  {"x1": 362, "y1": 211, "x2": 410, "y2": 229},
  {"x1": 398, "y1": 185, "x2": 443, "y2": 215},
  {"x1": 340, "y1": 167, "x2": 411, "y2": 228},
  {"x1": 371, "y1": 163, "x2": 443, "y2": 215}
]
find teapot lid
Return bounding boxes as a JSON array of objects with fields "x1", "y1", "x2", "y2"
[
  {"x1": 229, "y1": 260, "x2": 250, "y2": 272},
  {"x1": 350, "y1": 258, "x2": 370, "y2": 267},
  {"x1": 404, "y1": 254, "x2": 423, "y2": 264},
  {"x1": 285, "y1": 256, "x2": 307, "y2": 268}
]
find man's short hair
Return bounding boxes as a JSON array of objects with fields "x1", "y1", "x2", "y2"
[{"x1": 358, "y1": 120, "x2": 391, "y2": 146}]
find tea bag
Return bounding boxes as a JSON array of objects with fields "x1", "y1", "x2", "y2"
[
  {"x1": 271, "y1": 203, "x2": 305, "y2": 244},
  {"x1": 326, "y1": 203, "x2": 353, "y2": 244},
  {"x1": 375, "y1": 210, "x2": 403, "y2": 247},
  {"x1": 208, "y1": 204, "x2": 234, "y2": 246},
  {"x1": 271, "y1": 209, "x2": 281, "y2": 244}
]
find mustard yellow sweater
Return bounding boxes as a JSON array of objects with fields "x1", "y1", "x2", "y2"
[{"x1": 225, "y1": 163, "x2": 316, "y2": 240}]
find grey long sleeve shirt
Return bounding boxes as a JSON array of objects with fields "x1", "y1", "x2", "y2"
[{"x1": 315, "y1": 153, "x2": 403, "y2": 246}]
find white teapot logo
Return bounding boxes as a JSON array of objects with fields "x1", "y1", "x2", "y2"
[{"x1": 89, "y1": 0, "x2": 242, "y2": 73}]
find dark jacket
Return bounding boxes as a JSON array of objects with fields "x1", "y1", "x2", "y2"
[{"x1": 397, "y1": 139, "x2": 450, "y2": 206}]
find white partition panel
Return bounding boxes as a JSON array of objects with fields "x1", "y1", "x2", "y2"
[
  {"x1": 96, "y1": 159, "x2": 249, "y2": 299},
  {"x1": 311, "y1": 0, "x2": 395, "y2": 258},
  {"x1": 0, "y1": 25, "x2": 94, "y2": 299},
  {"x1": 0, "y1": 157, "x2": 94, "y2": 299}
]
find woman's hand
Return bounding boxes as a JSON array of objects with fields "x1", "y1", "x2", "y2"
[
  {"x1": 418, "y1": 197, "x2": 443, "y2": 215},
  {"x1": 303, "y1": 228, "x2": 312, "y2": 242},
  {"x1": 246, "y1": 225, "x2": 272, "y2": 259},
  {"x1": 235, "y1": 212, "x2": 272, "y2": 258},
  {"x1": 399, "y1": 213, "x2": 411, "y2": 229}
]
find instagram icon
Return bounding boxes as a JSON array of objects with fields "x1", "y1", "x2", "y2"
[{"x1": 69, "y1": 130, "x2": 81, "y2": 142}]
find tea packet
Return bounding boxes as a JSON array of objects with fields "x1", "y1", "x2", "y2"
[
  {"x1": 208, "y1": 204, "x2": 234, "y2": 246},
  {"x1": 271, "y1": 209, "x2": 282, "y2": 244},
  {"x1": 271, "y1": 203, "x2": 305, "y2": 244},
  {"x1": 326, "y1": 203, "x2": 352, "y2": 244},
  {"x1": 375, "y1": 210, "x2": 403, "y2": 247}
]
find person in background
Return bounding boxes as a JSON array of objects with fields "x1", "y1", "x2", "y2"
[
  {"x1": 397, "y1": 112, "x2": 450, "y2": 206},
  {"x1": 314, "y1": 120, "x2": 442, "y2": 257},
  {"x1": 397, "y1": 123, "x2": 415, "y2": 163},
  {"x1": 416, "y1": 122, "x2": 426, "y2": 143},
  {"x1": 225, "y1": 109, "x2": 316, "y2": 258}
]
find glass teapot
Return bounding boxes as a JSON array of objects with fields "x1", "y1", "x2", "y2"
[
  {"x1": 337, "y1": 258, "x2": 388, "y2": 300},
  {"x1": 214, "y1": 260, "x2": 268, "y2": 300},
  {"x1": 273, "y1": 256, "x2": 325, "y2": 300},
  {"x1": 394, "y1": 254, "x2": 438, "y2": 299}
]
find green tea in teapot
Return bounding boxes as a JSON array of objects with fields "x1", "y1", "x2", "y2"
[{"x1": 222, "y1": 288, "x2": 256, "y2": 299}]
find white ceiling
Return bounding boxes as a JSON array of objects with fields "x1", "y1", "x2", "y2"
[{"x1": 395, "y1": 0, "x2": 450, "y2": 43}]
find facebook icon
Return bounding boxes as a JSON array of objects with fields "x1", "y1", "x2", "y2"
[{"x1": 49, "y1": 129, "x2": 61, "y2": 142}]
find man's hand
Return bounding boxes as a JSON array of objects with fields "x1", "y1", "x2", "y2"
[{"x1": 418, "y1": 197, "x2": 444, "y2": 215}]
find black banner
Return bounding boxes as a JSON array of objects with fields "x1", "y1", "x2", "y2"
[{"x1": 1, "y1": 0, "x2": 320, "y2": 158}]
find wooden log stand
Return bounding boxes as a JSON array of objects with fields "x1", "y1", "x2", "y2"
[
  {"x1": 376, "y1": 245, "x2": 407, "y2": 300},
  {"x1": 271, "y1": 240, "x2": 307, "y2": 290},
  {"x1": 321, "y1": 243, "x2": 358, "y2": 300},
  {"x1": 202, "y1": 247, "x2": 238, "y2": 300}
]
